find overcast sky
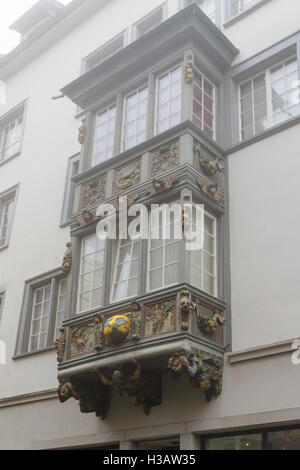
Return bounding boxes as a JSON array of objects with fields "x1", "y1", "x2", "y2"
[{"x1": 0, "y1": 0, "x2": 72, "y2": 55}]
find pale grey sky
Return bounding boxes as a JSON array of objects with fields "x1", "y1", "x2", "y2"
[{"x1": 0, "y1": 0, "x2": 72, "y2": 54}]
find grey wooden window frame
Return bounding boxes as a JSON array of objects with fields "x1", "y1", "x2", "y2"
[
  {"x1": 14, "y1": 268, "x2": 67, "y2": 357},
  {"x1": 60, "y1": 153, "x2": 80, "y2": 227},
  {"x1": 0, "y1": 101, "x2": 27, "y2": 167},
  {"x1": 132, "y1": 3, "x2": 168, "y2": 41},
  {"x1": 0, "y1": 292, "x2": 5, "y2": 325},
  {"x1": 224, "y1": 0, "x2": 272, "y2": 26},
  {"x1": 224, "y1": 32, "x2": 300, "y2": 148},
  {"x1": 0, "y1": 184, "x2": 20, "y2": 251},
  {"x1": 179, "y1": 0, "x2": 221, "y2": 27}
]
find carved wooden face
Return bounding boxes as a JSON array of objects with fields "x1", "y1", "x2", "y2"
[{"x1": 180, "y1": 296, "x2": 190, "y2": 312}]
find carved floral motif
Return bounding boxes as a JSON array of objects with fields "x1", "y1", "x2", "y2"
[
  {"x1": 196, "y1": 179, "x2": 222, "y2": 202},
  {"x1": 194, "y1": 142, "x2": 224, "y2": 175},
  {"x1": 152, "y1": 142, "x2": 179, "y2": 177},
  {"x1": 147, "y1": 177, "x2": 178, "y2": 196},
  {"x1": 62, "y1": 242, "x2": 72, "y2": 274},
  {"x1": 145, "y1": 300, "x2": 176, "y2": 338},
  {"x1": 81, "y1": 176, "x2": 106, "y2": 210},
  {"x1": 115, "y1": 161, "x2": 141, "y2": 193}
]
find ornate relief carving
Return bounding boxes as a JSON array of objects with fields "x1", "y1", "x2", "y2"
[
  {"x1": 75, "y1": 210, "x2": 100, "y2": 228},
  {"x1": 128, "y1": 301, "x2": 142, "y2": 342},
  {"x1": 115, "y1": 161, "x2": 141, "y2": 193},
  {"x1": 61, "y1": 242, "x2": 72, "y2": 274},
  {"x1": 192, "y1": 301, "x2": 225, "y2": 336},
  {"x1": 81, "y1": 176, "x2": 106, "y2": 211},
  {"x1": 78, "y1": 117, "x2": 87, "y2": 145},
  {"x1": 152, "y1": 141, "x2": 179, "y2": 177},
  {"x1": 58, "y1": 381, "x2": 79, "y2": 403},
  {"x1": 196, "y1": 179, "x2": 222, "y2": 202},
  {"x1": 94, "y1": 315, "x2": 103, "y2": 352},
  {"x1": 179, "y1": 290, "x2": 192, "y2": 331},
  {"x1": 184, "y1": 62, "x2": 194, "y2": 84},
  {"x1": 168, "y1": 350, "x2": 223, "y2": 402},
  {"x1": 147, "y1": 177, "x2": 178, "y2": 196},
  {"x1": 194, "y1": 142, "x2": 224, "y2": 175},
  {"x1": 94, "y1": 359, "x2": 161, "y2": 415},
  {"x1": 54, "y1": 327, "x2": 66, "y2": 363},
  {"x1": 144, "y1": 300, "x2": 176, "y2": 338},
  {"x1": 69, "y1": 321, "x2": 99, "y2": 359}
]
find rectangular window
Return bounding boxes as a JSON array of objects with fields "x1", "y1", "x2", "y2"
[
  {"x1": 92, "y1": 105, "x2": 116, "y2": 166},
  {"x1": 0, "y1": 187, "x2": 18, "y2": 249},
  {"x1": 29, "y1": 284, "x2": 52, "y2": 352},
  {"x1": 15, "y1": 269, "x2": 68, "y2": 356},
  {"x1": 78, "y1": 235, "x2": 105, "y2": 313},
  {"x1": 0, "y1": 106, "x2": 25, "y2": 163},
  {"x1": 83, "y1": 30, "x2": 128, "y2": 73},
  {"x1": 111, "y1": 239, "x2": 140, "y2": 302},
  {"x1": 183, "y1": 0, "x2": 216, "y2": 23},
  {"x1": 205, "y1": 433, "x2": 262, "y2": 450},
  {"x1": 229, "y1": 0, "x2": 261, "y2": 18},
  {"x1": 133, "y1": 4, "x2": 166, "y2": 40},
  {"x1": 55, "y1": 278, "x2": 68, "y2": 339},
  {"x1": 239, "y1": 56, "x2": 300, "y2": 141},
  {"x1": 123, "y1": 87, "x2": 148, "y2": 151},
  {"x1": 0, "y1": 293, "x2": 4, "y2": 324},
  {"x1": 147, "y1": 211, "x2": 182, "y2": 292},
  {"x1": 193, "y1": 74, "x2": 215, "y2": 139},
  {"x1": 156, "y1": 66, "x2": 182, "y2": 134},
  {"x1": 190, "y1": 212, "x2": 217, "y2": 297},
  {"x1": 60, "y1": 154, "x2": 79, "y2": 226}
]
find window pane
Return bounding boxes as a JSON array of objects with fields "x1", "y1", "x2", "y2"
[
  {"x1": 92, "y1": 105, "x2": 116, "y2": 166},
  {"x1": 29, "y1": 283, "x2": 51, "y2": 352},
  {"x1": 124, "y1": 87, "x2": 148, "y2": 150},
  {"x1": 268, "y1": 429, "x2": 300, "y2": 450},
  {"x1": 0, "y1": 112, "x2": 24, "y2": 162},
  {"x1": 112, "y1": 239, "x2": 140, "y2": 302},
  {"x1": 193, "y1": 76, "x2": 215, "y2": 139},
  {"x1": 157, "y1": 67, "x2": 182, "y2": 134},
  {"x1": 205, "y1": 433, "x2": 262, "y2": 450}
]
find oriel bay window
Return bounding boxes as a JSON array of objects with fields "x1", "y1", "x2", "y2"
[
  {"x1": 193, "y1": 73, "x2": 215, "y2": 139},
  {"x1": 123, "y1": 87, "x2": 148, "y2": 151},
  {"x1": 111, "y1": 238, "x2": 141, "y2": 303},
  {"x1": 77, "y1": 234, "x2": 105, "y2": 313},
  {"x1": 156, "y1": 66, "x2": 182, "y2": 134},
  {"x1": 92, "y1": 105, "x2": 116, "y2": 166}
]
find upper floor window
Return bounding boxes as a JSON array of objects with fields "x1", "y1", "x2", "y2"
[
  {"x1": 78, "y1": 235, "x2": 105, "y2": 313},
  {"x1": 183, "y1": 0, "x2": 216, "y2": 23},
  {"x1": 83, "y1": 30, "x2": 128, "y2": 73},
  {"x1": 0, "y1": 186, "x2": 18, "y2": 249},
  {"x1": 228, "y1": 0, "x2": 261, "y2": 18},
  {"x1": 239, "y1": 56, "x2": 300, "y2": 141},
  {"x1": 0, "y1": 293, "x2": 4, "y2": 324},
  {"x1": 193, "y1": 73, "x2": 215, "y2": 139},
  {"x1": 0, "y1": 104, "x2": 25, "y2": 164},
  {"x1": 60, "y1": 154, "x2": 79, "y2": 226},
  {"x1": 92, "y1": 105, "x2": 116, "y2": 167},
  {"x1": 156, "y1": 66, "x2": 182, "y2": 134},
  {"x1": 111, "y1": 238, "x2": 141, "y2": 302},
  {"x1": 123, "y1": 87, "x2": 148, "y2": 151},
  {"x1": 132, "y1": 4, "x2": 167, "y2": 40},
  {"x1": 15, "y1": 270, "x2": 67, "y2": 356}
]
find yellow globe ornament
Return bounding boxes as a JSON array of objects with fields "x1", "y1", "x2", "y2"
[{"x1": 104, "y1": 315, "x2": 131, "y2": 345}]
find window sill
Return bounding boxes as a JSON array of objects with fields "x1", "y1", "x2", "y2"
[
  {"x1": 227, "y1": 114, "x2": 300, "y2": 154},
  {"x1": 13, "y1": 346, "x2": 55, "y2": 360},
  {"x1": 223, "y1": 0, "x2": 272, "y2": 28},
  {"x1": 0, "y1": 151, "x2": 21, "y2": 168}
]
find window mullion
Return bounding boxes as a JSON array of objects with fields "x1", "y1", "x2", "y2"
[{"x1": 265, "y1": 69, "x2": 273, "y2": 128}]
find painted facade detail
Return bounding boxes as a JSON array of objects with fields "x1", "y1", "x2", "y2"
[
  {"x1": 61, "y1": 242, "x2": 72, "y2": 274},
  {"x1": 151, "y1": 141, "x2": 179, "y2": 176},
  {"x1": 193, "y1": 301, "x2": 225, "y2": 336},
  {"x1": 115, "y1": 160, "x2": 141, "y2": 193},
  {"x1": 196, "y1": 179, "x2": 222, "y2": 202},
  {"x1": 69, "y1": 321, "x2": 99, "y2": 359},
  {"x1": 54, "y1": 327, "x2": 66, "y2": 363},
  {"x1": 78, "y1": 117, "x2": 87, "y2": 145},
  {"x1": 168, "y1": 351, "x2": 223, "y2": 402},
  {"x1": 147, "y1": 177, "x2": 178, "y2": 196},
  {"x1": 179, "y1": 290, "x2": 192, "y2": 331},
  {"x1": 184, "y1": 62, "x2": 194, "y2": 83},
  {"x1": 194, "y1": 141, "x2": 224, "y2": 175},
  {"x1": 144, "y1": 300, "x2": 176, "y2": 337},
  {"x1": 81, "y1": 176, "x2": 106, "y2": 210},
  {"x1": 95, "y1": 359, "x2": 161, "y2": 415},
  {"x1": 75, "y1": 210, "x2": 99, "y2": 228},
  {"x1": 94, "y1": 315, "x2": 103, "y2": 351},
  {"x1": 128, "y1": 301, "x2": 142, "y2": 342},
  {"x1": 104, "y1": 314, "x2": 131, "y2": 346}
]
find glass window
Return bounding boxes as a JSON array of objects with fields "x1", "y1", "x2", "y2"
[
  {"x1": 133, "y1": 5, "x2": 166, "y2": 40},
  {"x1": 205, "y1": 433, "x2": 262, "y2": 450},
  {"x1": 157, "y1": 66, "x2": 182, "y2": 134},
  {"x1": 29, "y1": 284, "x2": 51, "y2": 352},
  {"x1": 0, "y1": 293, "x2": 4, "y2": 324},
  {"x1": 111, "y1": 238, "x2": 140, "y2": 302},
  {"x1": 55, "y1": 278, "x2": 67, "y2": 339},
  {"x1": 229, "y1": 0, "x2": 261, "y2": 17},
  {"x1": 83, "y1": 31, "x2": 128, "y2": 73},
  {"x1": 123, "y1": 87, "x2": 148, "y2": 150},
  {"x1": 92, "y1": 105, "x2": 116, "y2": 166},
  {"x1": 239, "y1": 56, "x2": 300, "y2": 141},
  {"x1": 184, "y1": 0, "x2": 216, "y2": 23},
  {"x1": 190, "y1": 212, "x2": 217, "y2": 297},
  {"x1": 147, "y1": 209, "x2": 181, "y2": 292},
  {"x1": 78, "y1": 235, "x2": 105, "y2": 313},
  {"x1": 60, "y1": 154, "x2": 79, "y2": 225},
  {"x1": 0, "y1": 198, "x2": 15, "y2": 247},
  {"x1": 267, "y1": 429, "x2": 300, "y2": 450},
  {"x1": 193, "y1": 75, "x2": 215, "y2": 139},
  {"x1": 0, "y1": 112, "x2": 24, "y2": 162}
]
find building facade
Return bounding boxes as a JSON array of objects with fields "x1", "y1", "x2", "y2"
[{"x1": 0, "y1": 0, "x2": 300, "y2": 451}]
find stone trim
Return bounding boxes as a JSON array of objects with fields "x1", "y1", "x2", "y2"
[
  {"x1": 0, "y1": 388, "x2": 57, "y2": 409},
  {"x1": 227, "y1": 339, "x2": 298, "y2": 364}
]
